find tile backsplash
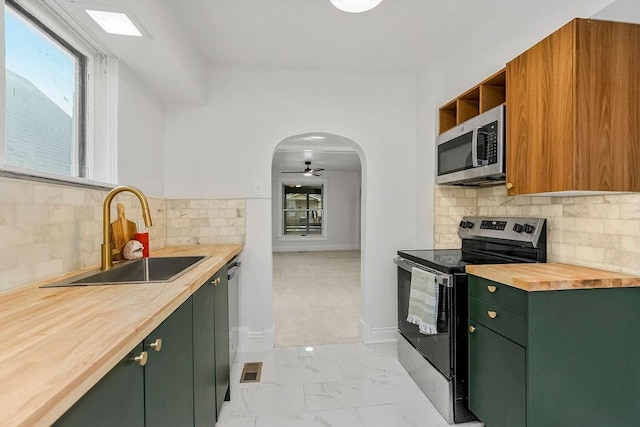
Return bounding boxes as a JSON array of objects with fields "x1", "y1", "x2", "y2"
[
  {"x1": 435, "y1": 186, "x2": 640, "y2": 274},
  {"x1": 0, "y1": 177, "x2": 245, "y2": 293},
  {"x1": 165, "y1": 198, "x2": 246, "y2": 246}
]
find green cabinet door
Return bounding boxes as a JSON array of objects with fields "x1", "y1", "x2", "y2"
[
  {"x1": 54, "y1": 345, "x2": 145, "y2": 427},
  {"x1": 193, "y1": 266, "x2": 230, "y2": 425},
  {"x1": 468, "y1": 321, "x2": 526, "y2": 427},
  {"x1": 144, "y1": 298, "x2": 194, "y2": 427},
  {"x1": 213, "y1": 265, "x2": 230, "y2": 416},
  {"x1": 193, "y1": 276, "x2": 216, "y2": 426}
]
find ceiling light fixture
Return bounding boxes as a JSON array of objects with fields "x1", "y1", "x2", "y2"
[
  {"x1": 85, "y1": 9, "x2": 142, "y2": 36},
  {"x1": 330, "y1": 0, "x2": 383, "y2": 13}
]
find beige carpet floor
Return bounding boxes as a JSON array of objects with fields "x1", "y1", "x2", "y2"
[{"x1": 272, "y1": 250, "x2": 361, "y2": 348}]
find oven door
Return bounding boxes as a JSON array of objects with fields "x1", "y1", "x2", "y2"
[{"x1": 395, "y1": 256, "x2": 453, "y2": 379}]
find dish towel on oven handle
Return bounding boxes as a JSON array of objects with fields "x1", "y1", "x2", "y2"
[{"x1": 407, "y1": 266, "x2": 439, "y2": 335}]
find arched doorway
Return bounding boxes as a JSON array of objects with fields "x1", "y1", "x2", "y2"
[{"x1": 270, "y1": 132, "x2": 365, "y2": 347}]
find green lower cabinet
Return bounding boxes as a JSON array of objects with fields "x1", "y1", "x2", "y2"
[
  {"x1": 53, "y1": 345, "x2": 145, "y2": 427},
  {"x1": 193, "y1": 278, "x2": 216, "y2": 426},
  {"x1": 214, "y1": 266, "x2": 230, "y2": 416},
  {"x1": 54, "y1": 265, "x2": 232, "y2": 426},
  {"x1": 468, "y1": 321, "x2": 526, "y2": 427},
  {"x1": 469, "y1": 275, "x2": 640, "y2": 427},
  {"x1": 144, "y1": 297, "x2": 194, "y2": 427},
  {"x1": 193, "y1": 266, "x2": 230, "y2": 425}
]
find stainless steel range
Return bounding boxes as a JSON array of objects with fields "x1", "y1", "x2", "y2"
[{"x1": 394, "y1": 216, "x2": 547, "y2": 424}]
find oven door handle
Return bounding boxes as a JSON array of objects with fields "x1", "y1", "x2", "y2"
[{"x1": 393, "y1": 256, "x2": 452, "y2": 287}]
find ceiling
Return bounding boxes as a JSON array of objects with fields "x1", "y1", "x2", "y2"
[
  {"x1": 272, "y1": 133, "x2": 361, "y2": 174},
  {"x1": 47, "y1": 0, "x2": 528, "y2": 102},
  {"x1": 159, "y1": 0, "x2": 508, "y2": 74}
]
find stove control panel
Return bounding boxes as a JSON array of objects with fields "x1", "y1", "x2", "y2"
[
  {"x1": 480, "y1": 220, "x2": 507, "y2": 231},
  {"x1": 458, "y1": 216, "x2": 546, "y2": 246}
]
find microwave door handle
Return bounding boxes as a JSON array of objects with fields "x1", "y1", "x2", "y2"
[{"x1": 471, "y1": 127, "x2": 479, "y2": 167}]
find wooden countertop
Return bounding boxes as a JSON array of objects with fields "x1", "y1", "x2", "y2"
[
  {"x1": 466, "y1": 263, "x2": 640, "y2": 292},
  {"x1": 0, "y1": 244, "x2": 243, "y2": 427}
]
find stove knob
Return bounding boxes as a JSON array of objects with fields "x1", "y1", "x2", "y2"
[
  {"x1": 465, "y1": 221, "x2": 475, "y2": 229},
  {"x1": 513, "y1": 223, "x2": 524, "y2": 233},
  {"x1": 459, "y1": 220, "x2": 466, "y2": 229},
  {"x1": 524, "y1": 224, "x2": 535, "y2": 234}
]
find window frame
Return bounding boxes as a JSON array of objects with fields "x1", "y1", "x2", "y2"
[
  {"x1": 277, "y1": 177, "x2": 328, "y2": 241},
  {"x1": 1, "y1": 0, "x2": 118, "y2": 189}
]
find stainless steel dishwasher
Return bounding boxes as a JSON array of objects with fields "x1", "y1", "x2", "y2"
[{"x1": 227, "y1": 255, "x2": 241, "y2": 364}]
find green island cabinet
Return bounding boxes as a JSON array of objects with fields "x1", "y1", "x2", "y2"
[
  {"x1": 468, "y1": 275, "x2": 640, "y2": 427},
  {"x1": 55, "y1": 265, "x2": 230, "y2": 427}
]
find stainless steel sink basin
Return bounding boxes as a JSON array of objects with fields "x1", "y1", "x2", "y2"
[{"x1": 42, "y1": 256, "x2": 209, "y2": 287}]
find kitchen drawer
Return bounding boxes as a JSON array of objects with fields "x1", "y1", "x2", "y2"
[
  {"x1": 469, "y1": 275, "x2": 527, "y2": 318},
  {"x1": 470, "y1": 297, "x2": 526, "y2": 347}
]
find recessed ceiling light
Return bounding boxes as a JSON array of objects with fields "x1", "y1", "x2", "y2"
[
  {"x1": 85, "y1": 10, "x2": 142, "y2": 36},
  {"x1": 305, "y1": 346, "x2": 314, "y2": 352},
  {"x1": 330, "y1": 0, "x2": 383, "y2": 13}
]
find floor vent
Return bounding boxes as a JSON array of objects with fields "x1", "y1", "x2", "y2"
[{"x1": 240, "y1": 362, "x2": 263, "y2": 383}]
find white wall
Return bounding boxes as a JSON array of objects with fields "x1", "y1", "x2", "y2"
[
  {"x1": 164, "y1": 66, "x2": 418, "y2": 349},
  {"x1": 272, "y1": 170, "x2": 361, "y2": 252},
  {"x1": 432, "y1": 0, "x2": 617, "y2": 108},
  {"x1": 117, "y1": 65, "x2": 166, "y2": 197}
]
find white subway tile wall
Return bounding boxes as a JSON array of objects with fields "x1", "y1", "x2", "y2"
[
  {"x1": 435, "y1": 185, "x2": 640, "y2": 275},
  {"x1": 165, "y1": 198, "x2": 246, "y2": 246},
  {"x1": 0, "y1": 177, "x2": 245, "y2": 293}
]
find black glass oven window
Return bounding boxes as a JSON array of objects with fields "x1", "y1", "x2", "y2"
[{"x1": 438, "y1": 130, "x2": 473, "y2": 175}]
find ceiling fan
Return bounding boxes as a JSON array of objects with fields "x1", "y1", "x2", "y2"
[{"x1": 281, "y1": 161, "x2": 324, "y2": 176}]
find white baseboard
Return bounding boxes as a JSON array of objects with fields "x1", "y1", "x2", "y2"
[
  {"x1": 237, "y1": 324, "x2": 274, "y2": 353},
  {"x1": 272, "y1": 243, "x2": 359, "y2": 252},
  {"x1": 358, "y1": 318, "x2": 397, "y2": 344}
]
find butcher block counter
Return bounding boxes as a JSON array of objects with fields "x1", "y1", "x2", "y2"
[
  {"x1": 465, "y1": 262, "x2": 640, "y2": 292},
  {"x1": 0, "y1": 244, "x2": 242, "y2": 427}
]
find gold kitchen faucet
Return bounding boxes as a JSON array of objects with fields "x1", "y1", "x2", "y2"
[{"x1": 101, "y1": 186, "x2": 153, "y2": 270}]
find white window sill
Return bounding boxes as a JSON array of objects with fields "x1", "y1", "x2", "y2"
[
  {"x1": 277, "y1": 236, "x2": 328, "y2": 242},
  {"x1": 0, "y1": 165, "x2": 115, "y2": 191}
]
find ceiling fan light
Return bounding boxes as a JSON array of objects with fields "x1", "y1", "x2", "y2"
[
  {"x1": 330, "y1": 0, "x2": 383, "y2": 13},
  {"x1": 304, "y1": 172, "x2": 313, "y2": 177}
]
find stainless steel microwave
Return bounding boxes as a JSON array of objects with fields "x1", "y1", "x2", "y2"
[{"x1": 436, "y1": 104, "x2": 505, "y2": 186}]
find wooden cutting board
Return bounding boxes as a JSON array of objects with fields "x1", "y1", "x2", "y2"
[{"x1": 110, "y1": 203, "x2": 137, "y2": 260}]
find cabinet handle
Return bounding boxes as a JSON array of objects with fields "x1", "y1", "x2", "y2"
[
  {"x1": 487, "y1": 285, "x2": 497, "y2": 293},
  {"x1": 506, "y1": 182, "x2": 514, "y2": 190},
  {"x1": 468, "y1": 326, "x2": 476, "y2": 333},
  {"x1": 133, "y1": 351, "x2": 148, "y2": 367},
  {"x1": 487, "y1": 311, "x2": 497, "y2": 319},
  {"x1": 211, "y1": 277, "x2": 221, "y2": 286},
  {"x1": 148, "y1": 338, "x2": 163, "y2": 352}
]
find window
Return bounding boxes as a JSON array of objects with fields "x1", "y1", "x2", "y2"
[
  {"x1": 1, "y1": 0, "x2": 118, "y2": 187},
  {"x1": 4, "y1": 0, "x2": 86, "y2": 178},
  {"x1": 283, "y1": 184, "x2": 324, "y2": 236}
]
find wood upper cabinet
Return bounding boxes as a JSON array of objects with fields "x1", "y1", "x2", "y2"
[{"x1": 506, "y1": 18, "x2": 640, "y2": 195}]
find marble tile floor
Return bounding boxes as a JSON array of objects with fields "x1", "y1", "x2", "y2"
[{"x1": 215, "y1": 342, "x2": 483, "y2": 427}]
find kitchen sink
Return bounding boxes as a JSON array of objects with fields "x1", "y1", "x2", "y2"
[{"x1": 42, "y1": 256, "x2": 209, "y2": 287}]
